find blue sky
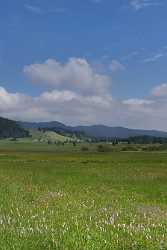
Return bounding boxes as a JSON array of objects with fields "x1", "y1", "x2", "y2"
[{"x1": 0, "y1": 0, "x2": 167, "y2": 129}]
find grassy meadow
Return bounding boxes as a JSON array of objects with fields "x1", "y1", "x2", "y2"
[{"x1": 0, "y1": 143, "x2": 167, "y2": 249}]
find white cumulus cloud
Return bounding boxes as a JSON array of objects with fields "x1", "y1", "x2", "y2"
[
  {"x1": 151, "y1": 83, "x2": 167, "y2": 97},
  {"x1": 1, "y1": 56, "x2": 167, "y2": 131},
  {"x1": 0, "y1": 85, "x2": 167, "y2": 130},
  {"x1": 24, "y1": 58, "x2": 112, "y2": 96}
]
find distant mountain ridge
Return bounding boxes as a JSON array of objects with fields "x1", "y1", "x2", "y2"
[
  {"x1": 19, "y1": 121, "x2": 66, "y2": 130},
  {"x1": 18, "y1": 121, "x2": 167, "y2": 139}
]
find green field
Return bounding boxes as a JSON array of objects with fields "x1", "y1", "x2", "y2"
[{"x1": 0, "y1": 145, "x2": 167, "y2": 249}]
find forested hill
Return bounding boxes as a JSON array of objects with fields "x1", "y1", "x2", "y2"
[
  {"x1": 19, "y1": 121, "x2": 167, "y2": 139},
  {"x1": 0, "y1": 117, "x2": 29, "y2": 139}
]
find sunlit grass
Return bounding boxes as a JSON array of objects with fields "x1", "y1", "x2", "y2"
[{"x1": 0, "y1": 150, "x2": 167, "y2": 249}]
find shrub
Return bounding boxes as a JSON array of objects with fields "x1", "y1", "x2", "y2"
[
  {"x1": 81, "y1": 146, "x2": 89, "y2": 151},
  {"x1": 142, "y1": 145, "x2": 160, "y2": 151},
  {"x1": 121, "y1": 146, "x2": 139, "y2": 151},
  {"x1": 97, "y1": 144, "x2": 110, "y2": 152},
  {"x1": 10, "y1": 138, "x2": 17, "y2": 142}
]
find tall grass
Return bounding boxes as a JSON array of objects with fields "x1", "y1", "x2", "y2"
[{"x1": 0, "y1": 151, "x2": 167, "y2": 249}]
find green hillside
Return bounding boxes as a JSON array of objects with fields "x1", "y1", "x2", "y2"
[{"x1": 28, "y1": 129, "x2": 73, "y2": 143}]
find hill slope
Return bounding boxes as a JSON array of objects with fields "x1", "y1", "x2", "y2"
[
  {"x1": 74, "y1": 125, "x2": 167, "y2": 138},
  {"x1": 28, "y1": 129, "x2": 72, "y2": 143},
  {"x1": 19, "y1": 121, "x2": 167, "y2": 139}
]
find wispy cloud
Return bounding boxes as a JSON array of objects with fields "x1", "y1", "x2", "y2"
[
  {"x1": 109, "y1": 60, "x2": 126, "y2": 72},
  {"x1": 130, "y1": 0, "x2": 163, "y2": 10},
  {"x1": 143, "y1": 53, "x2": 164, "y2": 62},
  {"x1": 143, "y1": 50, "x2": 167, "y2": 63},
  {"x1": 121, "y1": 51, "x2": 140, "y2": 61},
  {"x1": 24, "y1": 4, "x2": 43, "y2": 14},
  {"x1": 121, "y1": 46, "x2": 166, "y2": 64},
  {"x1": 91, "y1": 0, "x2": 102, "y2": 3},
  {"x1": 24, "y1": 4, "x2": 66, "y2": 15}
]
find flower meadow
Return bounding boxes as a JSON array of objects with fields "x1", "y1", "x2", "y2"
[{"x1": 0, "y1": 150, "x2": 167, "y2": 249}]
